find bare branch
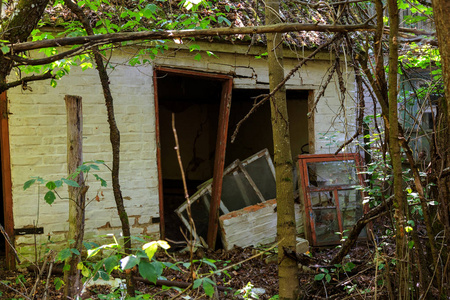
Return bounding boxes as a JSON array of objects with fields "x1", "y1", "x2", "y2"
[
  {"x1": 231, "y1": 34, "x2": 341, "y2": 143},
  {"x1": 11, "y1": 23, "x2": 376, "y2": 52},
  {"x1": 10, "y1": 46, "x2": 89, "y2": 66},
  {"x1": 1, "y1": 71, "x2": 54, "y2": 92}
]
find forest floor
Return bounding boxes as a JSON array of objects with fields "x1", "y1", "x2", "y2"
[{"x1": 0, "y1": 240, "x2": 387, "y2": 300}]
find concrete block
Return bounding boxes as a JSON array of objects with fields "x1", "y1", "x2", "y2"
[{"x1": 296, "y1": 237, "x2": 309, "y2": 254}]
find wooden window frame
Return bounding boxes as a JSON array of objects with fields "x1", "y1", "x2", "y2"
[{"x1": 298, "y1": 153, "x2": 367, "y2": 246}]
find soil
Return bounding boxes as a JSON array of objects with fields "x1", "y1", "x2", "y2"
[{"x1": 0, "y1": 242, "x2": 386, "y2": 300}]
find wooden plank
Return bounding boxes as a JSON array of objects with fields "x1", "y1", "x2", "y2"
[
  {"x1": 0, "y1": 91, "x2": 14, "y2": 269},
  {"x1": 207, "y1": 78, "x2": 233, "y2": 249},
  {"x1": 307, "y1": 90, "x2": 316, "y2": 154}
]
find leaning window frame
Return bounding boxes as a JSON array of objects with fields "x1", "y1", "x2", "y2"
[{"x1": 298, "y1": 153, "x2": 368, "y2": 246}]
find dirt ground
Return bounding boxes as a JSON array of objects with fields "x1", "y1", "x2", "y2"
[{"x1": 0, "y1": 241, "x2": 384, "y2": 300}]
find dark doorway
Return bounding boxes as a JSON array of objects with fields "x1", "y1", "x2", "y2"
[
  {"x1": 226, "y1": 89, "x2": 310, "y2": 164},
  {"x1": 154, "y1": 71, "x2": 310, "y2": 245},
  {"x1": 155, "y1": 69, "x2": 230, "y2": 244}
]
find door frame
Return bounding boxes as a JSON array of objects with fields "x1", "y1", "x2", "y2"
[
  {"x1": 0, "y1": 91, "x2": 14, "y2": 269},
  {"x1": 153, "y1": 67, "x2": 233, "y2": 248}
]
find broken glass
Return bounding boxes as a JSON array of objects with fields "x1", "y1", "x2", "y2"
[
  {"x1": 241, "y1": 149, "x2": 276, "y2": 200},
  {"x1": 307, "y1": 160, "x2": 359, "y2": 187},
  {"x1": 221, "y1": 162, "x2": 265, "y2": 211}
]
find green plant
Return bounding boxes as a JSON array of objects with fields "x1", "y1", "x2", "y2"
[
  {"x1": 234, "y1": 282, "x2": 260, "y2": 299},
  {"x1": 23, "y1": 160, "x2": 107, "y2": 205}
]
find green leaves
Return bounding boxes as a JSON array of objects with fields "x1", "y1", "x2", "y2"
[
  {"x1": 23, "y1": 179, "x2": 36, "y2": 190},
  {"x1": 138, "y1": 260, "x2": 163, "y2": 284},
  {"x1": 44, "y1": 191, "x2": 56, "y2": 204},
  {"x1": 120, "y1": 255, "x2": 140, "y2": 270},
  {"x1": 142, "y1": 240, "x2": 170, "y2": 261},
  {"x1": 1, "y1": 44, "x2": 10, "y2": 54},
  {"x1": 193, "y1": 278, "x2": 216, "y2": 297}
]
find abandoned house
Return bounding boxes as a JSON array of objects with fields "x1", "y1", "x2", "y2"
[{"x1": 0, "y1": 4, "x2": 366, "y2": 267}]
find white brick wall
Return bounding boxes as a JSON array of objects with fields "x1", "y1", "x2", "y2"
[{"x1": 6, "y1": 43, "x2": 356, "y2": 260}]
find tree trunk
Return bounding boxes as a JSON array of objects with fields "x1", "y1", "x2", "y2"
[
  {"x1": 64, "y1": 95, "x2": 87, "y2": 297},
  {"x1": 386, "y1": 1, "x2": 408, "y2": 298},
  {"x1": 0, "y1": 0, "x2": 50, "y2": 92},
  {"x1": 265, "y1": 1, "x2": 299, "y2": 299},
  {"x1": 63, "y1": 0, "x2": 135, "y2": 296},
  {"x1": 431, "y1": 0, "x2": 450, "y2": 296}
]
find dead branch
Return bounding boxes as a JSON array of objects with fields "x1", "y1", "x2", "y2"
[
  {"x1": 9, "y1": 45, "x2": 89, "y2": 66},
  {"x1": 42, "y1": 252, "x2": 56, "y2": 300},
  {"x1": 309, "y1": 60, "x2": 339, "y2": 116},
  {"x1": 335, "y1": 35, "x2": 366, "y2": 154},
  {"x1": 2, "y1": 71, "x2": 54, "y2": 92},
  {"x1": 172, "y1": 113, "x2": 197, "y2": 280},
  {"x1": 29, "y1": 250, "x2": 53, "y2": 298},
  {"x1": 10, "y1": 23, "x2": 376, "y2": 53},
  {"x1": 330, "y1": 196, "x2": 394, "y2": 265},
  {"x1": 0, "y1": 223, "x2": 21, "y2": 264},
  {"x1": 0, "y1": 281, "x2": 31, "y2": 300}
]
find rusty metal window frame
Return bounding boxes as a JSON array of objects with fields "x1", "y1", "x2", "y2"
[{"x1": 298, "y1": 153, "x2": 367, "y2": 246}]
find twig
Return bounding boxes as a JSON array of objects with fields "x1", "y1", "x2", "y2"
[
  {"x1": 29, "y1": 250, "x2": 53, "y2": 298},
  {"x1": 43, "y1": 251, "x2": 56, "y2": 300},
  {"x1": 0, "y1": 223, "x2": 21, "y2": 264},
  {"x1": 171, "y1": 113, "x2": 197, "y2": 280},
  {"x1": 0, "y1": 281, "x2": 32, "y2": 300},
  {"x1": 309, "y1": 60, "x2": 338, "y2": 115}
]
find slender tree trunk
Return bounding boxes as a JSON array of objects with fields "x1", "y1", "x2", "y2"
[
  {"x1": 386, "y1": 1, "x2": 408, "y2": 298},
  {"x1": 63, "y1": 0, "x2": 135, "y2": 296},
  {"x1": 265, "y1": 1, "x2": 299, "y2": 299},
  {"x1": 431, "y1": 0, "x2": 450, "y2": 296}
]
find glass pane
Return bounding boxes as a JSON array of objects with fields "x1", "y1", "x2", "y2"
[
  {"x1": 221, "y1": 168, "x2": 263, "y2": 211},
  {"x1": 311, "y1": 191, "x2": 335, "y2": 208},
  {"x1": 181, "y1": 197, "x2": 209, "y2": 241},
  {"x1": 312, "y1": 208, "x2": 340, "y2": 244},
  {"x1": 307, "y1": 160, "x2": 358, "y2": 187},
  {"x1": 243, "y1": 156, "x2": 276, "y2": 200},
  {"x1": 338, "y1": 190, "x2": 366, "y2": 238}
]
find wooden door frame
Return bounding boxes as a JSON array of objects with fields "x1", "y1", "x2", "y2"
[
  {"x1": 0, "y1": 91, "x2": 14, "y2": 269},
  {"x1": 153, "y1": 67, "x2": 233, "y2": 248}
]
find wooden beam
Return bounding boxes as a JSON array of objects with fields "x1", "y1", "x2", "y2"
[
  {"x1": 153, "y1": 69, "x2": 165, "y2": 239},
  {"x1": 64, "y1": 95, "x2": 85, "y2": 296},
  {"x1": 207, "y1": 78, "x2": 233, "y2": 249}
]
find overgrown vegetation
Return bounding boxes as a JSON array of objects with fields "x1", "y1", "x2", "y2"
[{"x1": 1, "y1": 0, "x2": 449, "y2": 299}]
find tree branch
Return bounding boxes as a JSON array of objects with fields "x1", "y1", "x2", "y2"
[
  {"x1": 10, "y1": 46, "x2": 89, "y2": 66},
  {"x1": 11, "y1": 23, "x2": 377, "y2": 52},
  {"x1": 1, "y1": 71, "x2": 54, "y2": 92},
  {"x1": 231, "y1": 33, "x2": 340, "y2": 143}
]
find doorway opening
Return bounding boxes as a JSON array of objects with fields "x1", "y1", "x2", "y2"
[
  {"x1": 154, "y1": 70, "x2": 310, "y2": 245},
  {"x1": 226, "y1": 89, "x2": 310, "y2": 165},
  {"x1": 154, "y1": 68, "x2": 232, "y2": 244}
]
